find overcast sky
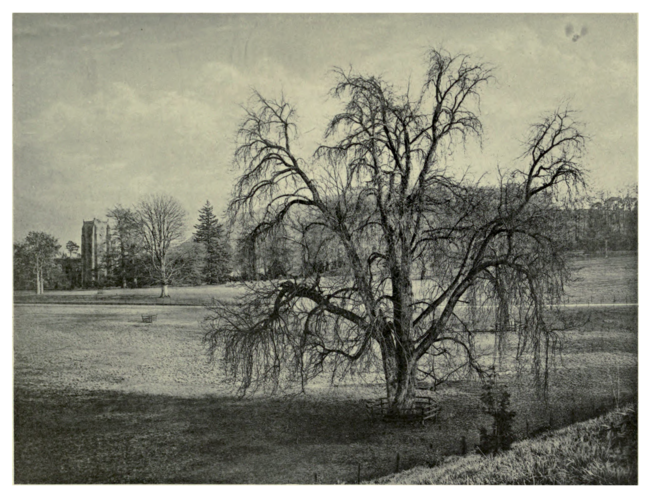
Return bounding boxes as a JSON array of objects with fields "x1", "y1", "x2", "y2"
[{"x1": 13, "y1": 13, "x2": 638, "y2": 246}]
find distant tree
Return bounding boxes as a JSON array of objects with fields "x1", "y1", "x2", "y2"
[
  {"x1": 262, "y1": 225, "x2": 290, "y2": 279},
  {"x1": 193, "y1": 201, "x2": 230, "y2": 284},
  {"x1": 13, "y1": 243, "x2": 34, "y2": 290},
  {"x1": 574, "y1": 187, "x2": 638, "y2": 254},
  {"x1": 136, "y1": 194, "x2": 187, "y2": 297},
  {"x1": 65, "y1": 240, "x2": 79, "y2": 258},
  {"x1": 57, "y1": 257, "x2": 83, "y2": 289},
  {"x1": 235, "y1": 234, "x2": 257, "y2": 281},
  {"x1": 170, "y1": 240, "x2": 205, "y2": 286},
  {"x1": 107, "y1": 205, "x2": 143, "y2": 288},
  {"x1": 14, "y1": 232, "x2": 61, "y2": 294},
  {"x1": 232, "y1": 222, "x2": 293, "y2": 281}
]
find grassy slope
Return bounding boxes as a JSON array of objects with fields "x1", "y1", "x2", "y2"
[{"x1": 372, "y1": 405, "x2": 637, "y2": 485}]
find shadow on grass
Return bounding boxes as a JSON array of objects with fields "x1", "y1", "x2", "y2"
[{"x1": 14, "y1": 386, "x2": 410, "y2": 484}]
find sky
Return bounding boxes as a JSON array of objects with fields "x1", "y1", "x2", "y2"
[{"x1": 12, "y1": 13, "x2": 638, "y2": 246}]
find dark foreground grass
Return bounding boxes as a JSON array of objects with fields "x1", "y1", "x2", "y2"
[
  {"x1": 14, "y1": 387, "x2": 386, "y2": 484},
  {"x1": 14, "y1": 305, "x2": 637, "y2": 484},
  {"x1": 372, "y1": 405, "x2": 637, "y2": 484}
]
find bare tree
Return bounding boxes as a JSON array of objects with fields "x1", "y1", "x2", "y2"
[
  {"x1": 205, "y1": 49, "x2": 586, "y2": 413},
  {"x1": 136, "y1": 194, "x2": 187, "y2": 297}
]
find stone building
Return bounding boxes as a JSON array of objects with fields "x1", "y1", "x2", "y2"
[{"x1": 81, "y1": 219, "x2": 111, "y2": 287}]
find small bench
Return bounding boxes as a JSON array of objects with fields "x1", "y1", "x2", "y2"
[{"x1": 141, "y1": 314, "x2": 157, "y2": 323}]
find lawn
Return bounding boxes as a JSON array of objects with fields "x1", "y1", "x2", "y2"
[
  {"x1": 14, "y1": 300, "x2": 637, "y2": 483},
  {"x1": 564, "y1": 253, "x2": 637, "y2": 304},
  {"x1": 13, "y1": 283, "x2": 248, "y2": 306},
  {"x1": 14, "y1": 253, "x2": 638, "y2": 307}
]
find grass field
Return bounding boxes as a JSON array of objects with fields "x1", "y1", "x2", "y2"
[
  {"x1": 13, "y1": 284, "x2": 247, "y2": 306},
  {"x1": 14, "y1": 253, "x2": 637, "y2": 307},
  {"x1": 564, "y1": 253, "x2": 637, "y2": 304},
  {"x1": 14, "y1": 306, "x2": 637, "y2": 483},
  {"x1": 13, "y1": 255, "x2": 638, "y2": 484}
]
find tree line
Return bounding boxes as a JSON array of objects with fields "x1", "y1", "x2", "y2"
[
  {"x1": 14, "y1": 195, "x2": 230, "y2": 295},
  {"x1": 231, "y1": 187, "x2": 638, "y2": 283},
  {"x1": 14, "y1": 186, "x2": 637, "y2": 295}
]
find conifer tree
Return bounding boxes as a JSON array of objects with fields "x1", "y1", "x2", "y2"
[{"x1": 194, "y1": 201, "x2": 229, "y2": 284}]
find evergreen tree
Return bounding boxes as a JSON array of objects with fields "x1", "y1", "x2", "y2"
[
  {"x1": 194, "y1": 201, "x2": 229, "y2": 284},
  {"x1": 65, "y1": 240, "x2": 80, "y2": 258}
]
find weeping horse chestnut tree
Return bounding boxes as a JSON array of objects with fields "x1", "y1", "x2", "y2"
[{"x1": 205, "y1": 49, "x2": 586, "y2": 414}]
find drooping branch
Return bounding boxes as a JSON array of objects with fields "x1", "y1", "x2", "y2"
[{"x1": 208, "y1": 48, "x2": 588, "y2": 406}]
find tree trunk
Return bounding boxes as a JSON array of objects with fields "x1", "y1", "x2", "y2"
[
  {"x1": 392, "y1": 362, "x2": 417, "y2": 411},
  {"x1": 380, "y1": 337, "x2": 398, "y2": 401},
  {"x1": 382, "y1": 353, "x2": 417, "y2": 413},
  {"x1": 35, "y1": 266, "x2": 42, "y2": 295},
  {"x1": 384, "y1": 249, "x2": 417, "y2": 414},
  {"x1": 159, "y1": 284, "x2": 170, "y2": 298},
  {"x1": 121, "y1": 244, "x2": 127, "y2": 288},
  {"x1": 379, "y1": 326, "x2": 417, "y2": 414}
]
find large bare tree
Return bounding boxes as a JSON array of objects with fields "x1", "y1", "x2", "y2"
[
  {"x1": 136, "y1": 194, "x2": 187, "y2": 297},
  {"x1": 205, "y1": 49, "x2": 586, "y2": 413}
]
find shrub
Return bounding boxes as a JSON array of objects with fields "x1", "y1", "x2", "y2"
[
  {"x1": 602, "y1": 403, "x2": 637, "y2": 466},
  {"x1": 477, "y1": 381, "x2": 516, "y2": 454}
]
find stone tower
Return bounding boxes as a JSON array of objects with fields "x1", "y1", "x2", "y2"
[{"x1": 81, "y1": 219, "x2": 111, "y2": 287}]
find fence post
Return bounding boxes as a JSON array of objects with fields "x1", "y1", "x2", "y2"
[
  {"x1": 357, "y1": 462, "x2": 361, "y2": 484},
  {"x1": 314, "y1": 473, "x2": 318, "y2": 484},
  {"x1": 525, "y1": 418, "x2": 529, "y2": 437},
  {"x1": 395, "y1": 453, "x2": 400, "y2": 473},
  {"x1": 461, "y1": 436, "x2": 467, "y2": 455}
]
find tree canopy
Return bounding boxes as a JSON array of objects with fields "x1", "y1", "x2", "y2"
[
  {"x1": 136, "y1": 194, "x2": 187, "y2": 297},
  {"x1": 194, "y1": 201, "x2": 230, "y2": 284},
  {"x1": 205, "y1": 49, "x2": 587, "y2": 412},
  {"x1": 107, "y1": 205, "x2": 144, "y2": 288},
  {"x1": 14, "y1": 231, "x2": 61, "y2": 294},
  {"x1": 65, "y1": 240, "x2": 79, "y2": 258}
]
